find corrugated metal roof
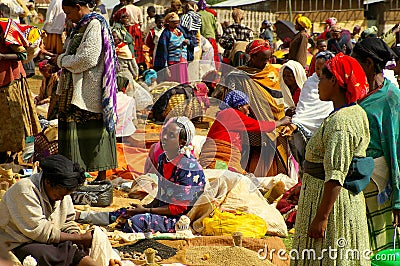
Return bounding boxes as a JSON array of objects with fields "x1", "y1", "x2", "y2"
[
  {"x1": 212, "y1": 0, "x2": 266, "y2": 8},
  {"x1": 363, "y1": 0, "x2": 384, "y2": 4}
]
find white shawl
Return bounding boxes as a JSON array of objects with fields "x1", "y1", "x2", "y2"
[
  {"x1": 292, "y1": 73, "x2": 334, "y2": 135},
  {"x1": 279, "y1": 60, "x2": 308, "y2": 109}
]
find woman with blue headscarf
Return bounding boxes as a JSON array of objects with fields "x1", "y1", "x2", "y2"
[{"x1": 199, "y1": 90, "x2": 291, "y2": 173}]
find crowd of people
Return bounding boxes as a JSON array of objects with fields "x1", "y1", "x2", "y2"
[{"x1": 0, "y1": 0, "x2": 399, "y2": 265}]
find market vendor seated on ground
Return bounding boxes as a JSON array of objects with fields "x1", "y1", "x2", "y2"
[
  {"x1": 199, "y1": 90, "x2": 291, "y2": 174},
  {"x1": 77, "y1": 116, "x2": 206, "y2": 233},
  {"x1": 0, "y1": 155, "x2": 104, "y2": 266}
]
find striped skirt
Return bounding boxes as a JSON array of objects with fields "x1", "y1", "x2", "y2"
[{"x1": 364, "y1": 157, "x2": 394, "y2": 252}]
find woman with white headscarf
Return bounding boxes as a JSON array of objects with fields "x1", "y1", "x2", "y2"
[
  {"x1": 78, "y1": 117, "x2": 206, "y2": 233},
  {"x1": 279, "y1": 60, "x2": 308, "y2": 112}
]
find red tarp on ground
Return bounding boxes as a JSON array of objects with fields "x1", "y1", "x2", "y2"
[{"x1": 90, "y1": 143, "x2": 149, "y2": 180}]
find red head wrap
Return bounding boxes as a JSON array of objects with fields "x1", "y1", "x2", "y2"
[
  {"x1": 325, "y1": 53, "x2": 369, "y2": 103},
  {"x1": 113, "y1": 8, "x2": 129, "y2": 22},
  {"x1": 246, "y1": 39, "x2": 271, "y2": 56}
]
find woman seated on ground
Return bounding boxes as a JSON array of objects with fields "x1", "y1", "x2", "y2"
[
  {"x1": 222, "y1": 39, "x2": 289, "y2": 177},
  {"x1": 0, "y1": 155, "x2": 102, "y2": 266},
  {"x1": 78, "y1": 117, "x2": 206, "y2": 233},
  {"x1": 34, "y1": 59, "x2": 60, "y2": 119},
  {"x1": 199, "y1": 90, "x2": 291, "y2": 174}
]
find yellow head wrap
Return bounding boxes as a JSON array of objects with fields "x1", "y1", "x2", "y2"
[{"x1": 295, "y1": 14, "x2": 312, "y2": 30}]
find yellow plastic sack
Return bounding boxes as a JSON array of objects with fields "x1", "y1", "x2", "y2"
[{"x1": 202, "y1": 209, "x2": 267, "y2": 238}]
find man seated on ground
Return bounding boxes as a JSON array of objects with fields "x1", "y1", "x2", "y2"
[{"x1": 0, "y1": 155, "x2": 102, "y2": 266}]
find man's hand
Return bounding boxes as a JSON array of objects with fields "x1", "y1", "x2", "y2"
[{"x1": 73, "y1": 231, "x2": 93, "y2": 250}]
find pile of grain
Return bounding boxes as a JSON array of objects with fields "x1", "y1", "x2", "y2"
[
  {"x1": 115, "y1": 239, "x2": 177, "y2": 259},
  {"x1": 186, "y1": 246, "x2": 274, "y2": 266}
]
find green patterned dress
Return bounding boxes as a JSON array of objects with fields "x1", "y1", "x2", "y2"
[{"x1": 291, "y1": 105, "x2": 371, "y2": 266}]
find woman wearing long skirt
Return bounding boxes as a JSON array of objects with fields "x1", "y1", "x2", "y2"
[
  {"x1": 292, "y1": 53, "x2": 371, "y2": 266},
  {"x1": 56, "y1": 0, "x2": 118, "y2": 180}
]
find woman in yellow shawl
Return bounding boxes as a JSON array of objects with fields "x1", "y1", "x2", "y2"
[{"x1": 222, "y1": 39, "x2": 290, "y2": 177}]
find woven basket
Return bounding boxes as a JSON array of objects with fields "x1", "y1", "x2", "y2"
[
  {"x1": 163, "y1": 94, "x2": 203, "y2": 120},
  {"x1": 34, "y1": 132, "x2": 58, "y2": 162}
]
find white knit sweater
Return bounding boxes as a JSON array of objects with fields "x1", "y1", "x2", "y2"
[{"x1": 57, "y1": 19, "x2": 105, "y2": 114}]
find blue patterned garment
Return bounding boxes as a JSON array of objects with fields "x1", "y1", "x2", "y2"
[
  {"x1": 123, "y1": 153, "x2": 205, "y2": 233},
  {"x1": 167, "y1": 30, "x2": 187, "y2": 64},
  {"x1": 220, "y1": 90, "x2": 249, "y2": 110}
]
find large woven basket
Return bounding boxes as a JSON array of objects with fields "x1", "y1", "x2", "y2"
[
  {"x1": 163, "y1": 93, "x2": 203, "y2": 120},
  {"x1": 34, "y1": 132, "x2": 58, "y2": 162}
]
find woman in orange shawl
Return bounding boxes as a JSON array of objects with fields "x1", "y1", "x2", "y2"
[{"x1": 223, "y1": 40, "x2": 290, "y2": 177}]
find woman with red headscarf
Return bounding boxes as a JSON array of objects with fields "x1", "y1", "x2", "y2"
[{"x1": 292, "y1": 53, "x2": 371, "y2": 265}]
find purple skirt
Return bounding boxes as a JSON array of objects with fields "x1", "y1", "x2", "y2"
[
  {"x1": 123, "y1": 213, "x2": 179, "y2": 233},
  {"x1": 167, "y1": 61, "x2": 189, "y2": 84}
]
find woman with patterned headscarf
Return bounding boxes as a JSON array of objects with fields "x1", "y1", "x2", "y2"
[
  {"x1": 288, "y1": 14, "x2": 312, "y2": 67},
  {"x1": 292, "y1": 53, "x2": 371, "y2": 266},
  {"x1": 199, "y1": 89, "x2": 291, "y2": 174},
  {"x1": 352, "y1": 38, "x2": 400, "y2": 252},
  {"x1": 78, "y1": 117, "x2": 206, "y2": 234}
]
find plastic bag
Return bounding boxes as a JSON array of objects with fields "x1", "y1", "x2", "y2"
[
  {"x1": 202, "y1": 208, "x2": 267, "y2": 238},
  {"x1": 71, "y1": 180, "x2": 113, "y2": 207}
]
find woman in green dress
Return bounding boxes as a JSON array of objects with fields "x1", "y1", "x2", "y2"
[{"x1": 291, "y1": 53, "x2": 371, "y2": 266}]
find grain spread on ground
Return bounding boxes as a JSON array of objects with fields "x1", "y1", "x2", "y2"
[
  {"x1": 185, "y1": 246, "x2": 275, "y2": 265},
  {"x1": 115, "y1": 239, "x2": 177, "y2": 259}
]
